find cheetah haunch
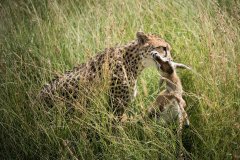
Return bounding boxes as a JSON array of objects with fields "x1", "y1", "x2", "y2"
[{"x1": 40, "y1": 32, "x2": 172, "y2": 116}]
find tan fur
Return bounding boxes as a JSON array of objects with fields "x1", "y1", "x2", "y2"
[
  {"x1": 148, "y1": 52, "x2": 190, "y2": 126},
  {"x1": 148, "y1": 71, "x2": 188, "y2": 125},
  {"x1": 148, "y1": 52, "x2": 191, "y2": 159}
]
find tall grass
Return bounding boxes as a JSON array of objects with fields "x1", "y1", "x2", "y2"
[{"x1": 0, "y1": 0, "x2": 239, "y2": 159}]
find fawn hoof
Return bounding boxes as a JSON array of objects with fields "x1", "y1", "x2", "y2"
[
  {"x1": 184, "y1": 119, "x2": 190, "y2": 128},
  {"x1": 184, "y1": 124, "x2": 190, "y2": 128}
]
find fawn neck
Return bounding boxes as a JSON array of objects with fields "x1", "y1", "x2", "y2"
[{"x1": 164, "y1": 71, "x2": 183, "y2": 95}]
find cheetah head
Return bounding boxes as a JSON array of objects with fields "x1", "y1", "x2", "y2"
[{"x1": 136, "y1": 31, "x2": 172, "y2": 68}]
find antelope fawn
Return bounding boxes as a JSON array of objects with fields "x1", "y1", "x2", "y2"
[{"x1": 148, "y1": 51, "x2": 191, "y2": 158}]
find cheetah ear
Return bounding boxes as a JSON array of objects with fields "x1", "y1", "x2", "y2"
[{"x1": 136, "y1": 31, "x2": 149, "y2": 44}]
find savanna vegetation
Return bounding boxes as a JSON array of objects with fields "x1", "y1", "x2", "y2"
[{"x1": 0, "y1": 0, "x2": 239, "y2": 159}]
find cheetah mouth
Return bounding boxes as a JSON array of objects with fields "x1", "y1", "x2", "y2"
[{"x1": 151, "y1": 51, "x2": 163, "y2": 70}]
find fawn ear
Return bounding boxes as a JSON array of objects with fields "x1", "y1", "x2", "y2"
[
  {"x1": 136, "y1": 31, "x2": 149, "y2": 44},
  {"x1": 174, "y1": 62, "x2": 191, "y2": 70}
]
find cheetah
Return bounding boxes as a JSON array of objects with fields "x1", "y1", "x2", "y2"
[{"x1": 39, "y1": 32, "x2": 172, "y2": 117}]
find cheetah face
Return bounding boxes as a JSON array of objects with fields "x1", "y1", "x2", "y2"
[
  {"x1": 136, "y1": 32, "x2": 172, "y2": 68},
  {"x1": 141, "y1": 47, "x2": 171, "y2": 68}
]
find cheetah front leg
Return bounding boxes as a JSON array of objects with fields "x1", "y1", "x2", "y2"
[{"x1": 109, "y1": 85, "x2": 131, "y2": 118}]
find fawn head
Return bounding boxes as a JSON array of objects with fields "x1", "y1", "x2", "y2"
[{"x1": 151, "y1": 51, "x2": 191, "y2": 75}]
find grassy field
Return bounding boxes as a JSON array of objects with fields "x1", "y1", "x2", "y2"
[{"x1": 0, "y1": 0, "x2": 240, "y2": 159}]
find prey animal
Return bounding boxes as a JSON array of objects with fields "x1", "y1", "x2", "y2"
[
  {"x1": 148, "y1": 51, "x2": 191, "y2": 158},
  {"x1": 148, "y1": 51, "x2": 190, "y2": 128}
]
